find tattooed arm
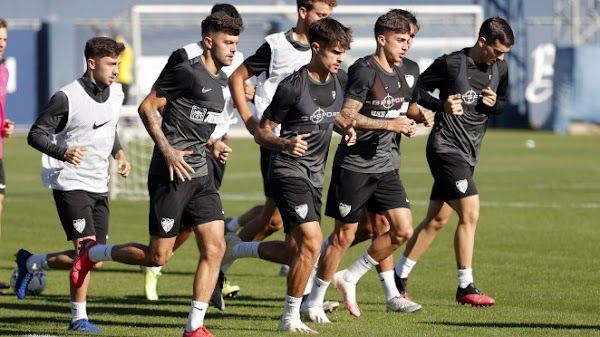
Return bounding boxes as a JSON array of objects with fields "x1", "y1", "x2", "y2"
[{"x1": 334, "y1": 97, "x2": 416, "y2": 135}]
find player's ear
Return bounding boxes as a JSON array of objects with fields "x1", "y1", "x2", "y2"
[
  {"x1": 203, "y1": 35, "x2": 213, "y2": 50},
  {"x1": 87, "y1": 58, "x2": 96, "y2": 71},
  {"x1": 376, "y1": 34, "x2": 386, "y2": 47},
  {"x1": 298, "y1": 6, "x2": 308, "y2": 20},
  {"x1": 311, "y1": 41, "x2": 320, "y2": 54},
  {"x1": 477, "y1": 36, "x2": 487, "y2": 47}
]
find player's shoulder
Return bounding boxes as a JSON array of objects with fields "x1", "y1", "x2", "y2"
[
  {"x1": 495, "y1": 59, "x2": 509, "y2": 76},
  {"x1": 335, "y1": 68, "x2": 348, "y2": 88},
  {"x1": 399, "y1": 58, "x2": 420, "y2": 75}
]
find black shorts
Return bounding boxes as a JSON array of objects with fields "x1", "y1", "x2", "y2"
[
  {"x1": 205, "y1": 148, "x2": 226, "y2": 190},
  {"x1": 0, "y1": 159, "x2": 5, "y2": 193},
  {"x1": 53, "y1": 190, "x2": 110, "y2": 244},
  {"x1": 427, "y1": 151, "x2": 478, "y2": 201},
  {"x1": 325, "y1": 166, "x2": 410, "y2": 223},
  {"x1": 269, "y1": 175, "x2": 322, "y2": 233},
  {"x1": 148, "y1": 174, "x2": 224, "y2": 238},
  {"x1": 260, "y1": 146, "x2": 274, "y2": 198}
]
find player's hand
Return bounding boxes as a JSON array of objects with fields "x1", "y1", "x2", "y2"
[
  {"x1": 444, "y1": 93, "x2": 463, "y2": 115},
  {"x1": 244, "y1": 117, "x2": 260, "y2": 136},
  {"x1": 419, "y1": 107, "x2": 435, "y2": 127},
  {"x1": 481, "y1": 87, "x2": 497, "y2": 107},
  {"x1": 64, "y1": 148, "x2": 87, "y2": 165},
  {"x1": 388, "y1": 116, "x2": 417, "y2": 137},
  {"x1": 344, "y1": 120, "x2": 357, "y2": 146},
  {"x1": 211, "y1": 138, "x2": 232, "y2": 164},
  {"x1": 116, "y1": 158, "x2": 131, "y2": 178},
  {"x1": 286, "y1": 133, "x2": 310, "y2": 157},
  {"x1": 165, "y1": 148, "x2": 194, "y2": 182},
  {"x1": 244, "y1": 81, "x2": 255, "y2": 101},
  {"x1": 3, "y1": 119, "x2": 14, "y2": 138}
]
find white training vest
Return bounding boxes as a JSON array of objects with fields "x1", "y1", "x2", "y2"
[
  {"x1": 182, "y1": 42, "x2": 242, "y2": 140},
  {"x1": 253, "y1": 32, "x2": 312, "y2": 135},
  {"x1": 41, "y1": 81, "x2": 123, "y2": 193}
]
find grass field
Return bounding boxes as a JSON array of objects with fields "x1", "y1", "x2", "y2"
[{"x1": 0, "y1": 130, "x2": 599, "y2": 337}]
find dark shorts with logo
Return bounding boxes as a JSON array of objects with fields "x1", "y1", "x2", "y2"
[
  {"x1": 148, "y1": 174, "x2": 224, "y2": 238},
  {"x1": 260, "y1": 146, "x2": 274, "y2": 198},
  {"x1": 269, "y1": 175, "x2": 322, "y2": 233},
  {"x1": 325, "y1": 166, "x2": 410, "y2": 223},
  {"x1": 427, "y1": 151, "x2": 478, "y2": 201},
  {"x1": 53, "y1": 190, "x2": 109, "y2": 244}
]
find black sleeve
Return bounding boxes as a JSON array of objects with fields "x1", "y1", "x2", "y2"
[
  {"x1": 242, "y1": 42, "x2": 272, "y2": 77},
  {"x1": 112, "y1": 130, "x2": 123, "y2": 157},
  {"x1": 417, "y1": 55, "x2": 450, "y2": 112},
  {"x1": 344, "y1": 62, "x2": 376, "y2": 103},
  {"x1": 263, "y1": 80, "x2": 300, "y2": 124},
  {"x1": 487, "y1": 61, "x2": 509, "y2": 115},
  {"x1": 27, "y1": 92, "x2": 70, "y2": 160},
  {"x1": 153, "y1": 60, "x2": 193, "y2": 102}
]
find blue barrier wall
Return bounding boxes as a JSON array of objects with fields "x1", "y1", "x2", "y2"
[{"x1": 5, "y1": 29, "x2": 38, "y2": 125}]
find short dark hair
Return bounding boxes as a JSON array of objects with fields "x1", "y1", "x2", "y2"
[
  {"x1": 211, "y1": 3, "x2": 242, "y2": 22},
  {"x1": 309, "y1": 17, "x2": 352, "y2": 50},
  {"x1": 84, "y1": 36, "x2": 125, "y2": 60},
  {"x1": 0, "y1": 18, "x2": 7, "y2": 29},
  {"x1": 201, "y1": 11, "x2": 244, "y2": 37},
  {"x1": 374, "y1": 9, "x2": 414, "y2": 37},
  {"x1": 479, "y1": 17, "x2": 514, "y2": 46},
  {"x1": 297, "y1": 0, "x2": 337, "y2": 11}
]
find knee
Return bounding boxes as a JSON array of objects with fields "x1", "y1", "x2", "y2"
[
  {"x1": 266, "y1": 215, "x2": 284, "y2": 232},
  {"x1": 428, "y1": 215, "x2": 450, "y2": 231},
  {"x1": 333, "y1": 230, "x2": 355, "y2": 249},
  {"x1": 460, "y1": 208, "x2": 479, "y2": 227},
  {"x1": 148, "y1": 252, "x2": 171, "y2": 267},
  {"x1": 390, "y1": 226, "x2": 413, "y2": 245},
  {"x1": 203, "y1": 238, "x2": 227, "y2": 262}
]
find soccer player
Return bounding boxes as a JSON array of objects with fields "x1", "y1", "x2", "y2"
[
  {"x1": 0, "y1": 17, "x2": 15, "y2": 289},
  {"x1": 226, "y1": 0, "x2": 337, "y2": 246},
  {"x1": 15, "y1": 36, "x2": 130, "y2": 332},
  {"x1": 69, "y1": 12, "x2": 243, "y2": 337},
  {"x1": 252, "y1": 17, "x2": 352, "y2": 333},
  {"x1": 395, "y1": 16, "x2": 514, "y2": 307},
  {"x1": 301, "y1": 9, "x2": 431, "y2": 320},
  {"x1": 141, "y1": 3, "x2": 248, "y2": 308}
]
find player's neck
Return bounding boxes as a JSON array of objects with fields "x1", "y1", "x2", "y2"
[
  {"x1": 292, "y1": 24, "x2": 309, "y2": 45},
  {"x1": 372, "y1": 52, "x2": 395, "y2": 73},
  {"x1": 200, "y1": 54, "x2": 221, "y2": 76},
  {"x1": 307, "y1": 63, "x2": 331, "y2": 83}
]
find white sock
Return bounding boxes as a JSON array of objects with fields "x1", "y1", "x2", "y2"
[
  {"x1": 306, "y1": 277, "x2": 330, "y2": 308},
  {"x1": 303, "y1": 262, "x2": 318, "y2": 296},
  {"x1": 344, "y1": 251, "x2": 379, "y2": 284},
  {"x1": 232, "y1": 241, "x2": 260, "y2": 258},
  {"x1": 395, "y1": 255, "x2": 417, "y2": 279},
  {"x1": 26, "y1": 254, "x2": 48, "y2": 272},
  {"x1": 147, "y1": 266, "x2": 162, "y2": 274},
  {"x1": 379, "y1": 270, "x2": 401, "y2": 301},
  {"x1": 225, "y1": 217, "x2": 240, "y2": 232},
  {"x1": 88, "y1": 244, "x2": 114, "y2": 262},
  {"x1": 70, "y1": 301, "x2": 88, "y2": 322},
  {"x1": 185, "y1": 300, "x2": 208, "y2": 332},
  {"x1": 282, "y1": 295, "x2": 302, "y2": 321},
  {"x1": 457, "y1": 268, "x2": 473, "y2": 288}
]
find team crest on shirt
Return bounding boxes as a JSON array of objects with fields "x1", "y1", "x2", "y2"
[
  {"x1": 190, "y1": 105, "x2": 207, "y2": 121},
  {"x1": 295, "y1": 204, "x2": 308, "y2": 219},
  {"x1": 339, "y1": 203, "x2": 352, "y2": 218},
  {"x1": 161, "y1": 218, "x2": 174, "y2": 232},
  {"x1": 405, "y1": 74, "x2": 415, "y2": 88},
  {"x1": 455, "y1": 179, "x2": 468, "y2": 193},
  {"x1": 73, "y1": 218, "x2": 86, "y2": 233}
]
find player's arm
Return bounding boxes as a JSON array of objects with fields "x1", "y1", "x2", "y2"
[
  {"x1": 481, "y1": 62, "x2": 509, "y2": 115},
  {"x1": 138, "y1": 89, "x2": 193, "y2": 181},
  {"x1": 27, "y1": 92, "x2": 86, "y2": 164},
  {"x1": 208, "y1": 135, "x2": 232, "y2": 165},
  {"x1": 255, "y1": 117, "x2": 309, "y2": 157},
  {"x1": 254, "y1": 81, "x2": 308, "y2": 157},
  {"x1": 229, "y1": 64, "x2": 258, "y2": 135},
  {"x1": 111, "y1": 132, "x2": 131, "y2": 178}
]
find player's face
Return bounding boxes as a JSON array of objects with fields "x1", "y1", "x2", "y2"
[
  {"x1": 210, "y1": 31, "x2": 239, "y2": 68},
  {"x1": 316, "y1": 43, "x2": 346, "y2": 75},
  {"x1": 303, "y1": 2, "x2": 333, "y2": 27},
  {"x1": 89, "y1": 55, "x2": 120, "y2": 88},
  {"x1": 479, "y1": 37, "x2": 511, "y2": 66},
  {"x1": 379, "y1": 30, "x2": 410, "y2": 64},
  {"x1": 0, "y1": 27, "x2": 7, "y2": 60}
]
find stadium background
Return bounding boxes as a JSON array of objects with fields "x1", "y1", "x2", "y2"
[{"x1": 0, "y1": 0, "x2": 599, "y2": 135}]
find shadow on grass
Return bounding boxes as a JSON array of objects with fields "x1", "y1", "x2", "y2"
[{"x1": 427, "y1": 321, "x2": 600, "y2": 330}]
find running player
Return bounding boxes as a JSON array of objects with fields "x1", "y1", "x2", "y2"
[
  {"x1": 69, "y1": 12, "x2": 244, "y2": 337},
  {"x1": 395, "y1": 16, "x2": 514, "y2": 308},
  {"x1": 302, "y1": 9, "x2": 431, "y2": 320},
  {"x1": 15, "y1": 36, "x2": 130, "y2": 332}
]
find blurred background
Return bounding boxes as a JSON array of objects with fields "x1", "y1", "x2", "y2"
[{"x1": 1, "y1": 0, "x2": 599, "y2": 135}]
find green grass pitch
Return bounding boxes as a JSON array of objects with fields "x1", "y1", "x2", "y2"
[{"x1": 1, "y1": 130, "x2": 599, "y2": 336}]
